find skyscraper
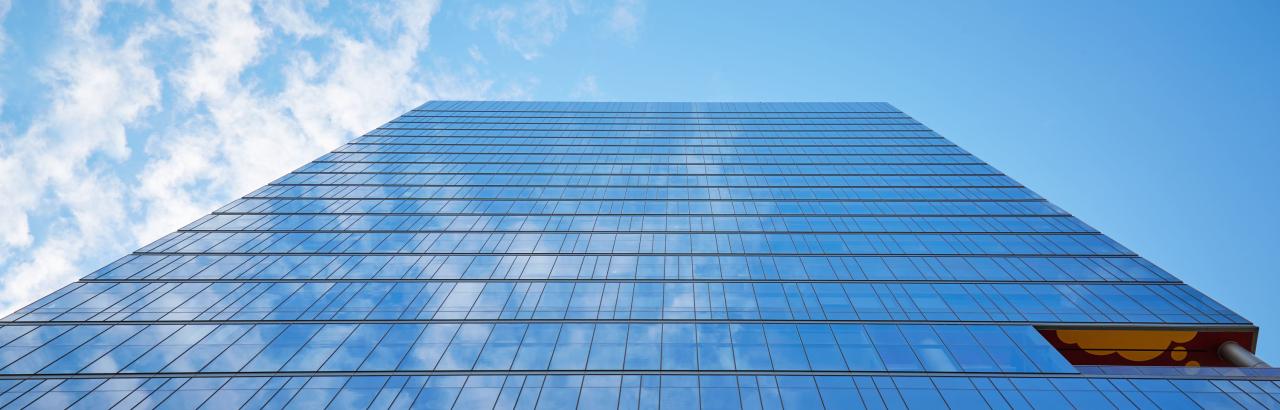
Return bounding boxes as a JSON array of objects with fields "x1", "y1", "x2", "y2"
[{"x1": 0, "y1": 100, "x2": 1275, "y2": 408}]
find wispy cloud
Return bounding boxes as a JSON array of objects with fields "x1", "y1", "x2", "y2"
[
  {"x1": 0, "y1": 0, "x2": 163, "y2": 312},
  {"x1": 258, "y1": 0, "x2": 327, "y2": 38},
  {"x1": 570, "y1": 74, "x2": 600, "y2": 98},
  {"x1": 468, "y1": 44, "x2": 487, "y2": 64},
  {"x1": 0, "y1": 0, "x2": 644, "y2": 316},
  {"x1": 0, "y1": 0, "x2": 513, "y2": 315},
  {"x1": 469, "y1": 0, "x2": 645, "y2": 60},
  {"x1": 469, "y1": 0, "x2": 578, "y2": 61},
  {"x1": 0, "y1": 0, "x2": 10, "y2": 52},
  {"x1": 0, "y1": 0, "x2": 11, "y2": 114},
  {"x1": 606, "y1": 0, "x2": 644, "y2": 41}
]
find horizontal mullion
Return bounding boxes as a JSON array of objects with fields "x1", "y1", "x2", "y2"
[
  {"x1": 11, "y1": 371, "x2": 1280, "y2": 382},
  {"x1": 331, "y1": 151, "x2": 970, "y2": 156},
  {"x1": 385, "y1": 121, "x2": 926, "y2": 127},
  {"x1": 362, "y1": 135, "x2": 945, "y2": 140},
  {"x1": 289, "y1": 172, "x2": 1007, "y2": 177},
  {"x1": 370, "y1": 135, "x2": 943, "y2": 140},
  {"x1": 176, "y1": 229, "x2": 1099, "y2": 235},
  {"x1": 401, "y1": 113, "x2": 915, "y2": 119},
  {"x1": 130, "y1": 252, "x2": 1137, "y2": 257},
  {"x1": 71, "y1": 278, "x2": 1175, "y2": 285},
  {"x1": 347, "y1": 142, "x2": 954, "y2": 147},
  {"x1": 0, "y1": 318, "x2": 1242, "y2": 329},
  {"x1": 8, "y1": 369, "x2": 1278, "y2": 381},
  {"x1": 241, "y1": 196, "x2": 1049, "y2": 201},
  {"x1": 394, "y1": 116, "x2": 920, "y2": 120},
  {"x1": 396, "y1": 115, "x2": 918, "y2": 120},
  {"x1": 374, "y1": 127, "x2": 934, "y2": 132},
  {"x1": 264, "y1": 184, "x2": 1026, "y2": 189},
  {"x1": 210, "y1": 212, "x2": 1070, "y2": 217},
  {"x1": 413, "y1": 109, "x2": 906, "y2": 115},
  {"x1": 312, "y1": 161, "x2": 992, "y2": 165}
]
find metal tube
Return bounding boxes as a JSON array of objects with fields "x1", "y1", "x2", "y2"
[{"x1": 1219, "y1": 341, "x2": 1269, "y2": 368}]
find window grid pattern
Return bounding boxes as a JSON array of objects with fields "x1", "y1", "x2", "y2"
[
  {"x1": 81, "y1": 254, "x2": 1174, "y2": 282},
  {"x1": 1, "y1": 375, "x2": 1277, "y2": 410},
  {"x1": 0, "y1": 101, "x2": 1269, "y2": 408},
  {"x1": 0, "y1": 323, "x2": 1072, "y2": 375},
  {"x1": 9, "y1": 281, "x2": 1237, "y2": 324},
  {"x1": 183, "y1": 213, "x2": 1098, "y2": 234},
  {"x1": 133, "y1": 231, "x2": 1132, "y2": 257},
  {"x1": 215, "y1": 198, "x2": 1070, "y2": 216}
]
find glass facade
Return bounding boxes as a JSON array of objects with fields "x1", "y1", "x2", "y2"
[{"x1": 1, "y1": 101, "x2": 1275, "y2": 409}]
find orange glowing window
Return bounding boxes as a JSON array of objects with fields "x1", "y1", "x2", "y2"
[{"x1": 1038, "y1": 328, "x2": 1258, "y2": 367}]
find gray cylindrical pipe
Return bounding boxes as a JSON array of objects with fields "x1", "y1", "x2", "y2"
[{"x1": 1219, "y1": 341, "x2": 1269, "y2": 368}]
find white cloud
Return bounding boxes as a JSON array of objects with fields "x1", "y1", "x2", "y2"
[
  {"x1": 258, "y1": 0, "x2": 327, "y2": 38},
  {"x1": 0, "y1": 0, "x2": 522, "y2": 315},
  {"x1": 135, "y1": 0, "x2": 450, "y2": 243},
  {"x1": 0, "y1": 0, "x2": 9, "y2": 117},
  {"x1": 570, "y1": 74, "x2": 599, "y2": 98},
  {"x1": 468, "y1": 44, "x2": 486, "y2": 64},
  {"x1": 0, "y1": 0, "x2": 162, "y2": 311},
  {"x1": 169, "y1": 0, "x2": 268, "y2": 103},
  {"x1": 606, "y1": 0, "x2": 644, "y2": 40},
  {"x1": 0, "y1": 0, "x2": 11, "y2": 54},
  {"x1": 0, "y1": 0, "x2": 650, "y2": 315},
  {"x1": 469, "y1": 0, "x2": 645, "y2": 60},
  {"x1": 470, "y1": 0, "x2": 577, "y2": 60}
]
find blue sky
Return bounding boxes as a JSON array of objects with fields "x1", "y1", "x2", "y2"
[{"x1": 1, "y1": 0, "x2": 1278, "y2": 360}]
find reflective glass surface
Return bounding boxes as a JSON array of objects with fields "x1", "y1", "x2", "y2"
[
  {"x1": 0, "y1": 101, "x2": 1270, "y2": 409},
  {"x1": 2, "y1": 375, "x2": 1279, "y2": 409}
]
